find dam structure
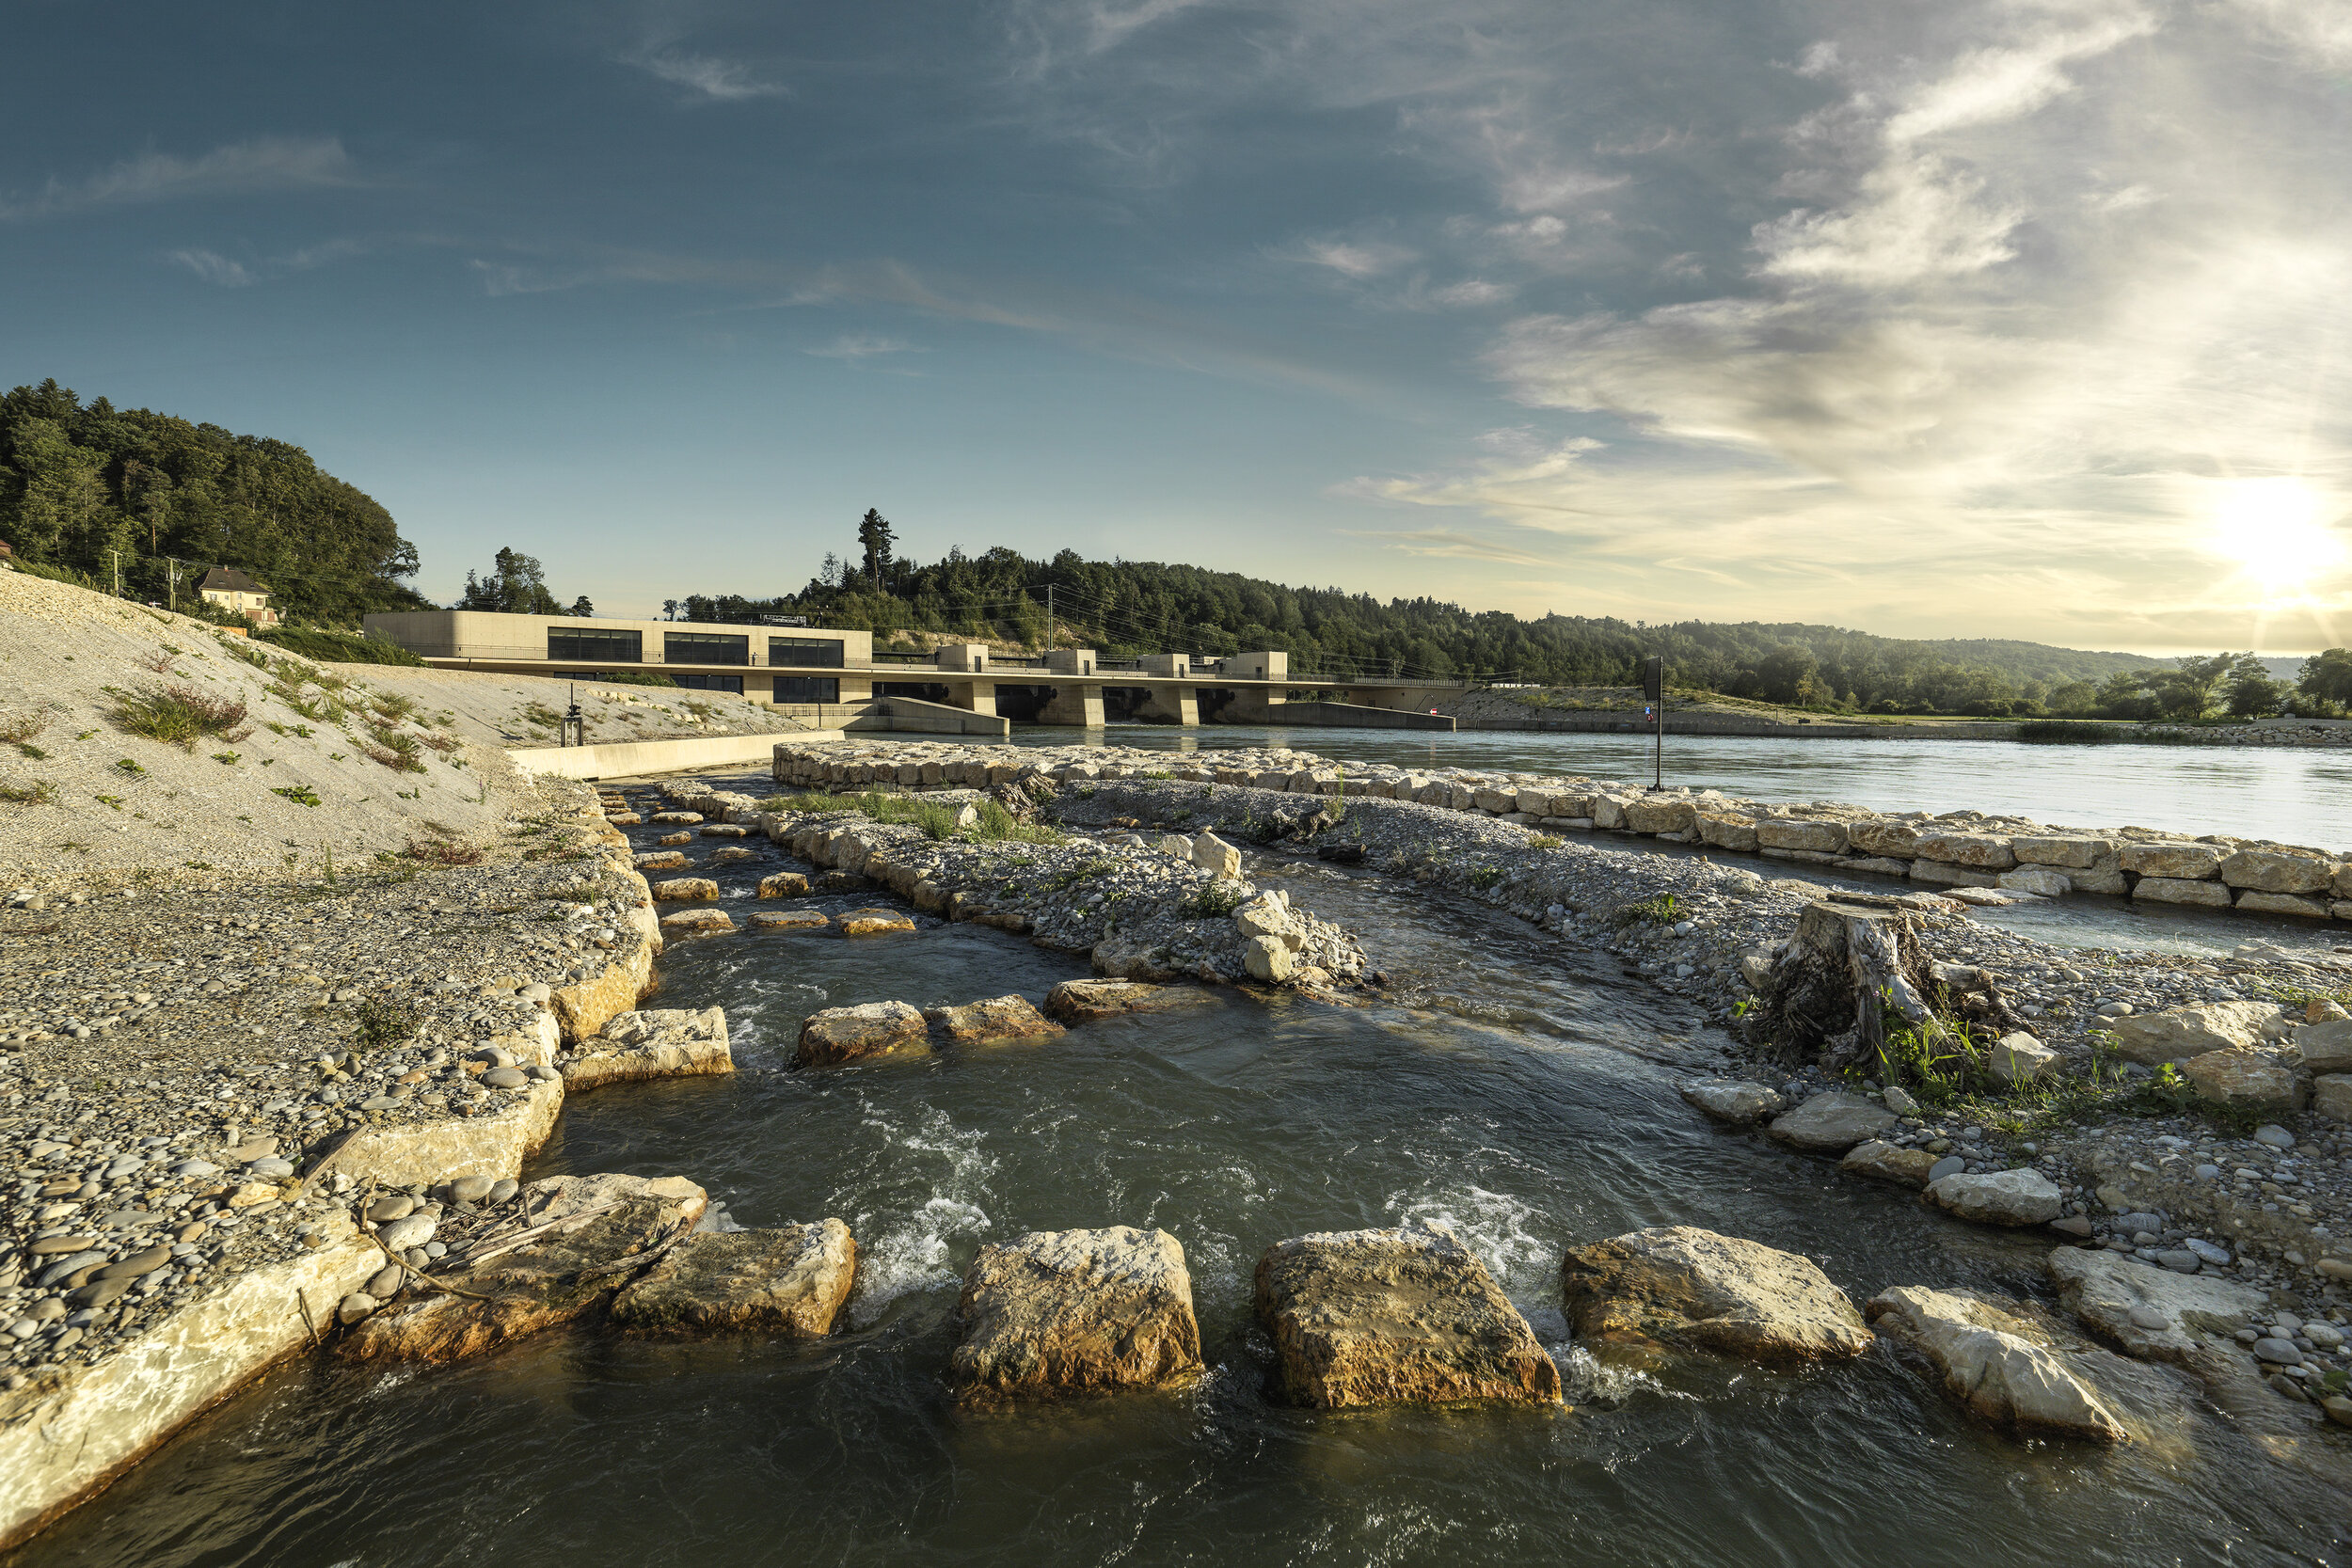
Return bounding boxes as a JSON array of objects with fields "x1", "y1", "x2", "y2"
[{"x1": 360, "y1": 610, "x2": 1462, "y2": 732}]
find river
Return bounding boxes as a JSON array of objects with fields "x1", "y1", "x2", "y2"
[
  {"x1": 1009, "y1": 724, "x2": 2352, "y2": 850},
  {"x1": 8, "y1": 804, "x2": 2343, "y2": 1568}
]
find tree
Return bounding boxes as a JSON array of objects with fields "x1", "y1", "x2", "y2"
[
  {"x1": 2223, "y1": 654, "x2": 2285, "y2": 718},
  {"x1": 818, "y1": 551, "x2": 843, "y2": 589},
  {"x1": 661, "y1": 598, "x2": 679, "y2": 621},
  {"x1": 454, "y1": 546, "x2": 561, "y2": 614},
  {"x1": 857, "y1": 509, "x2": 895, "y2": 587},
  {"x1": 568, "y1": 595, "x2": 594, "y2": 617},
  {"x1": 2299, "y1": 648, "x2": 2352, "y2": 714}
]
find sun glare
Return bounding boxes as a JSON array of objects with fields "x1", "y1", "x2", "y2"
[{"x1": 2209, "y1": 477, "x2": 2345, "y2": 593}]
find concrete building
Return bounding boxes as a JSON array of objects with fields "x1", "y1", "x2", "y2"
[{"x1": 359, "y1": 609, "x2": 1460, "y2": 730}]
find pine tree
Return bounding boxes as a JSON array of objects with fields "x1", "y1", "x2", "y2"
[{"x1": 857, "y1": 509, "x2": 895, "y2": 587}]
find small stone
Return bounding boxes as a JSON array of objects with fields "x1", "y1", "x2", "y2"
[
  {"x1": 480, "y1": 1068, "x2": 527, "y2": 1089},
  {"x1": 366, "y1": 1196, "x2": 416, "y2": 1224},
  {"x1": 1679, "y1": 1080, "x2": 1787, "y2": 1123},
  {"x1": 2252, "y1": 1336, "x2": 2301, "y2": 1363},
  {"x1": 377, "y1": 1214, "x2": 437, "y2": 1252},
  {"x1": 366, "y1": 1264, "x2": 405, "y2": 1298},
  {"x1": 450, "y1": 1176, "x2": 497, "y2": 1203},
  {"x1": 336, "y1": 1292, "x2": 380, "y2": 1326}
]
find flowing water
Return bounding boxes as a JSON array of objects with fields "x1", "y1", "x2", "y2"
[
  {"x1": 1010, "y1": 724, "x2": 2352, "y2": 849},
  {"x1": 13, "y1": 805, "x2": 2349, "y2": 1568}
]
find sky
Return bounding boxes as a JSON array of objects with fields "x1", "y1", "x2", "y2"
[{"x1": 5, "y1": 0, "x2": 2350, "y2": 655}]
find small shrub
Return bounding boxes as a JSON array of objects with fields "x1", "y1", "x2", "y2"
[
  {"x1": 114, "y1": 757, "x2": 145, "y2": 775},
  {"x1": 256, "y1": 626, "x2": 425, "y2": 666},
  {"x1": 1180, "y1": 879, "x2": 1248, "y2": 917},
  {"x1": 1044, "y1": 859, "x2": 1114, "y2": 892},
  {"x1": 141, "y1": 652, "x2": 180, "y2": 673},
  {"x1": 16, "y1": 743, "x2": 45, "y2": 760},
  {"x1": 1612, "y1": 892, "x2": 1677, "y2": 926},
  {"x1": 1468, "y1": 865, "x2": 1505, "y2": 890},
  {"x1": 0, "y1": 779, "x2": 57, "y2": 806},
  {"x1": 365, "y1": 729, "x2": 427, "y2": 773},
  {"x1": 272, "y1": 784, "x2": 323, "y2": 807},
  {"x1": 109, "y1": 684, "x2": 253, "y2": 748},
  {"x1": 1527, "y1": 832, "x2": 1563, "y2": 848},
  {"x1": 371, "y1": 692, "x2": 421, "y2": 722},
  {"x1": 421, "y1": 731, "x2": 461, "y2": 752},
  {"x1": 213, "y1": 752, "x2": 238, "y2": 765}
]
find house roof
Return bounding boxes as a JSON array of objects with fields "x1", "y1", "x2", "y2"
[{"x1": 199, "y1": 566, "x2": 270, "y2": 594}]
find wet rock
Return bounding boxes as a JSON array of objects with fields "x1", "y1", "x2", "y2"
[
  {"x1": 1866, "y1": 1286, "x2": 2127, "y2": 1441},
  {"x1": 837, "y1": 907, "x2": 917, "y2": 937},
  {"x1": 1768, "y1": 1092, "x2": 1897, "y2": 1153},
  {"x1": 755, "y1": 871, "x2": 810, "y2": 898},
  {"x1": 1255, "y1": 1221, "x2": 1560, "y2": 1408},
  {"x1": 1925, "y1": 1169, "x2": 2063, "y2": 1226},
  {"x1": 794, "y1": 1001, "x2": 930, "y2": 1068},
  {"x1": 1557, "y1": 1226, "x2": 1871, "y2": 1366},
  {"x1": 2048, "y1": 1246, "x2": 2267, "y2": 1361},
  {"x1": 924, "y1": 994, "x2": 1066, "y2": 1045},
  {"x1": 631, "y1": 851, "x2": 689, "y2": 873},
  {"x1": 340, "y1": 1173, "x2": 707, "y2": 1362},
  {"x1": 651, "y1": 878, "x2": 720, "y2": 902},
  {"x1": 565, "y1": 1006, "x2": 733, "y2": 1092},
  {"x1": 1679, "y1": 1079, "x2": 1788, "y2": 1123},
  {"x1": 612, "y1": 1220, "x2": 856, "y2": 1336},
  {"x1": 2107, "y1": 1001, "x2": 2279, "y2": 1063},
  {"x1": 656, "y1": 908, "x2": 736, "y2": 937},
  {"x1": 1043, "y1": 978, "x2": 1218, "y2": 1025},
  {"x1": 748, "y1": 910, "x2": 829, "y2": 931},
  {"x1": 947, "y1": 1226, "x2": 1202, "y2": 1402},
  {"x1": 1841, "y1": 1140, "x2": 1940, "y2": 1188}
]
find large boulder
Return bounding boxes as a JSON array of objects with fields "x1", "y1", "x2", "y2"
[
  {"x1": 2217, "y1": 847, "x2": 2335, "y2": 894},
  {"x1": 1756, "y1": 817, "x2": 1848, "y2": 854},
  {"x1": 925, "y1": 994, "x2": 1066, "y2": 1045},
  {"x1": 1043, "y1": 978, "x2": 1218, "y2": 1025},
  {"x1": 1914, "y1": 832, "x2": 2016, "y2": 870},
  {"x1": 838, "y1": 907, "x2": 917, "y2": 937},
  {"x1": 1865, "y1": 1287, "x2": 2126, "y2": 1441},
  {"x1": 1924, "y1": 1169, "x2": 2063, "y2": 1226},
  {"x1": 1988, "y1": 1032, "x2": 2058, "y2": 1085},
  {"x1": 946, "y1": 1227, "x2": 1202, "y2": 1402},
  {"x1": 340, "y1": 1173, "x2": 707, "y2": 1362},
  {"x1": 652, "y1": 878, "x2": 720, "y2": 901},
  {"x1": 2133, "y1": 877, "x2": 2233, "y2": 908},
  {"x1": 564, "y1": 1006, "x2": 733, "y2": 1092},
  {"x1": 2299, "y1": 1019, "x2": 2352, "y2": 1073},
  {"x1": 795, "y1": 1002, "x2": 930, "y2": 1068},
  {"x1": 612, "y1": 1220, "x2": 856, "y2": 1336},
  {"x1": 2010, "y1": 834, "x2": 2110, "y2": 869},
  {"x1": 2047, "y1": 1247, "x2": 2266, "y2": 1362},
  {"x1": 2106, "y1": 1000, "x2": 2279, "y2": 1064},
  {"x1": 2119, "y1": 842, "x2": 2226, "y2": 879},
  {"x1": 1557, "y1": 1226, "x2": 1871, "y2": 1366},
  {"x1": 1768, "y1": 1092, "x2": 1897, "y2": 1153},
  {"x1": 1679, "y1": 1079, "x2": 1788, "y2": 1124},
  {"x1": 2184, "y1": 1047, "x2": 2305, "y2": 1112},
  {"x1": 1254, "y1": 1222, "x2": 1559, "y2": 1408}
]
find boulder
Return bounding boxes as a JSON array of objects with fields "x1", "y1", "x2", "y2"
[
  {"x1": 2047, "y1": 1246, "x2": 2265, "y2": 1362},
  {"x1": 2010, "y1": 834, "x2": 2110, "y2": 869},
  {"x1": 1244, "y1": 935, "x2": 1296, "y2": 983},
  {"x1": 1924, "y1": 1169, "x2": 2063, "y2": 1226},
  {"x1": 1679, "y1": 1079, "x2": 1787, "y2": 1123},
  {"x1": 1914, "y1": 832, "x2": 2016, "y2": 870},
  {"x1": 2133, "y1": 877, "x2": 2233, "y2": 908},
  {"x1": 1989, "y1": 1032, "x2": 2058, "y2": 1085},
  {"x1": 795, "y1": 1002, "x2": 930, "y2": 1068},
  {"x1": 1756, "y1": 817, "x2": 1848, "y2": 854},
  {"x1": 1043, "y1": 979, "x2": 1217, "y2": 1025},
  {"x1": 1848, "y1": 819, "x2": 1923, "y2": 858},
  {"x1": 1696, "y1": 813, "x2": 1761, "y2": 852},
  {"x1": 946, "y1": 1227, "x2": 1202, "y2": 1402},
  {"x1": 612, "y1": 1220, "x2": 856, "y2": 1336},
  {"x1": 1255, "y1": 1221, "x2": 1560, "y2": 1407},
  {"x1": 2184, "y1": 1047, "x2": 2305, "y2": 1112},
  {"x1": 1865, "y1": 1287, "x2": 2125, "y2": 1441},
  {"x1": 2218, "y1": 847, "x2": 2335, "y2": 894},
  {"x1": 1189, "y1": 834, "x2": 1241, "y2": 879},
  {"x1": 2235, "y1": 891, "x2": 2333, "y2": 918},
  {"x1": 340, "y1": 1173, "x2": 707, "y2": 1362},
  {"x1": 657, "y1": 908, "x2": 736, "y2": 936},
  {"x1": 1996, "y1": 867, "x2": 2071, "y2": 897},
  {"x1": 1768, "y1": 1092, "x2": 1898, "y2": 1153},
  {"x1": 1557, "y1": 1226, "x2": 1870, "y2": 1366},
  {"x1": 2119, "y1": 841, "x2": 2227, "y2": 879},
  {"x1": 925, "y1": 994, "x2": 1066, "y2": 1044},
  {"x1": 564, "y1": 1006, "x2": 733, "y2": 1092},
  {"x1": 652, "y1": 878, "x2": 720, "y2": 902},
  {"x1": 1840, "y1": 1140, "x2": 1940, "y2": 1188},
  {"x1": 748, "y1": 910, "x2": 830, "y2": 931},
  {"x1": 2107, "y1": 1000, "x2": 2278, "y2": 1064},
  {"x1": 632, "y1": 850, "x2": 689, "y2": 872},
  {"x1": 756, "y1": 871, "x2": 811, "y2": 898},
  {"x1": 838, "y1": 907, "x2": 917, "y2": 937},
  {"x1": 2313, "y1": 1074, "x2": 2352, "y2": 1121},
  {"x1": 1625, "y1": 798, "x2": 1697, "y2": 835}
]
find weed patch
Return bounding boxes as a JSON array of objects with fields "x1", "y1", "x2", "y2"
[
  {"x1": 1180, "y1": 879, "x2": 1248, "y2": 917},
  {"x1": 109, "y1": 684, "x2": 253, "y2": 749},
  {"x1": 1612, "y1": 892, "x2": 1678, "y2": 927},
  {"x1": 272, "y1": 784, "x2": 323, "y2": 808},
  {"x1": 0, "y1": 779, "x2": 57, "y2": 806}
]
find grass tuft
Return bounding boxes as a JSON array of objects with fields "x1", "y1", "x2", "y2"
[{"x1": 109, "y1": 684, "x2": 252, "y2": 748}]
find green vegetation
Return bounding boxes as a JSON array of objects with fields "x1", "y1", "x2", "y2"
[
  {"x1": 453, "y1": 546, "x2": 591, "y2": 616},
  {"x1": 1468, "y1": 865, "x2": 1505, "y2": 890},
  {"x1": 0, "y1": 379, "x2": 426, "y2": 624},
  {"x1": 1180, "y1": 879, "x2": 1249, "y2": 917},
  {"x1": 0, "y1": 709, "x2": 50, "y2": 746},
  {"x1": 1613, "y1": 892, "x2": 1678, "y2": 926},
  {"x1": 107, "y1": 683, "x2": 252, "y2": 748},
  {"x1": 271, "y1": 784, "x2": 322, "y2": 807},
  {"x1": 1526, "y1": 832, "x2": 1564, "y2": 848},
  {"x1": 351, "y1": 996, "x2": 419, "y2": 1052},
  {"x1": 0, "y1": 778, "x2": 56, "y2": 805},
  {"x1": 256, "y1": 626, "x2": 424, "y2": 666}
]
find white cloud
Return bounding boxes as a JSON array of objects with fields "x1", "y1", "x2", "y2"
[
  {"x1": 804, "y1": 333, "x2": 925, "y2": 361},
  {"x1": 628, "y1": 49, "x2": 789, "y2": 102},
  {"x1": 0, "y1": 136, "x2": 356, "y2": 222},
  {"x1": 1296, "y1": 239, "x2": 1416, "y2": 277},
  {"x1": 167, "y1": 237, "x2": 365, "y2": 287},
  {"x1": 167, "y1": 248, "x2": 255, "y2": 287}
]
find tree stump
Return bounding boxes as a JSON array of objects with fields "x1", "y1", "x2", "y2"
[{"x1": 1743, "y1": 901, "x2": 2028, "y2": 1070}]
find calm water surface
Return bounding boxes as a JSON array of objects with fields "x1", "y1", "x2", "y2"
[
  {"x1": 1011, "y1": 724, "x2": 2352, "y2": 849},
  {"x1": 9, "y1": 813, "x2": 2346, "y2": 1568}
]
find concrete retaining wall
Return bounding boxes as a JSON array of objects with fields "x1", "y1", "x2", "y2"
[
  {"x1": 509, "y1": 731, "x2": 846, "y2": 779},
  {"x1": 852, "y1": 694, "x2": 1014, "y2": 738},
  {"x1": 1232, "y1": 701, "x2": 1456, "y2": 732},
  {"x1": 1460, "y1": 713, "x2": 2022, "y2": 740}
]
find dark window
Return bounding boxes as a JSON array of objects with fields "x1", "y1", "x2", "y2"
[
  {"x1": 675, "y1": 673, "x2": 744, "y2": 694},
  {"x1": 769, "y1": 636, "x2": 845, "y2": 668},
  {"x1": 664, "y1": 631, "x2": 749, "y2": 666},
  {"x1": 548, "y1": 627, "x2": 642, "y2": 663},
  {"x1": 774, "y1": 676, "x2": 840, "y2": 703}
]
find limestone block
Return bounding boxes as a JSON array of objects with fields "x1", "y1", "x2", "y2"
[
  {"x1": 1548, "y1": 789, "x2": 1597, "y2": 817},
  {"x1": 1678, "y1": 1079, "x2": 1786, "y2": 1123},
  {"x1": 1997, "y1": 866, "x2": 2072, "y2": 897},
  {"x1": 755, "y1": 870, "x2": 810, "y2": 898},
  {"x1": 1558, "y1": 1226, "x2": 1871, "y2": 1366},
  {"x1": 658, "y1": 908, "x2": 736, "y2": 937},
  {"x1": 1768, "y1": 1092, "x2": 1897, "y2": 1152},
  {"x1": 1256, "y1": 1222, "x2": 1560, "y2": 1407},
  {"x1": 612, "y1": 1221, "x2": 856, "y2": 1337},
  {"x1": 1914, "y1": 832, "x2": 2017, "y2": 870},
  {"x1": 924, "y1": 994, "x2": 1066, "y2": 1044},
  {"x1": 1592, "y1": 792, "x2": 1636, "y2": 830},
  {"x1": 632, "y1": 850, "x2": 689, "y2": 873},
  {"x1": 2218, "y1": 847, "x2": 2335, "y2": 893},
  {"x1": 1841, "y1": 1140, "x2": 1941, "y2": 1188},
  {"x1": 1244, "y1": 934, "x2": 1297, "y2": 983},
  {"x1": 837, "y1": 907, "x2": 917, "y2": 937},
  {"x1": 1625, "y1": 797, "x2": 1698, "y2": 835},
  {"x1": 1989, "y1": 1032, "x2": 2059, "y2": 1085},
  {"x1": 749, "y1": 910, "x2": 829, "y2": 931},
  {"x1": 1757, "y1": 817, "x2": 1849, "y2": 854},
  {"x1": 1864, "y1": 1287, "x2": 2125, "y2": 1441},
  {"x1": 1043, "y1": 979, "x2": 1217, "y2": 1024},
  {"x1": 2303, "y1": 1020, "x2": 2352, "y2": 1072},
  {"x1": 2184, "y1": 1047, "x2": 2305, "y2": 1111},
  {"x1": 652, "y1": 878, "x2": 719, "y2": 902},
  {"x1": 2071, "y1": 866, "x2": 2130, "y2": 895},
  {"x1": 2047, "y1": 1246, "x2": 2265, "y2": 1362},
  {"x1": 2119, "y1": 842, "x2": 2225, "y2": 879},
  {"x1": 946, "y1": 1227, "x2": 1202, "y2": 1402},
  {"x1": 2313, "y1": 1075, "x2": 2352, "y2": 1120},
  {"x1": 795, "y1": 1002, "x2": 930, "y2": 1068},
  {"x1": 2108, "y1": 1001, "x2": 2278, "y2": 1063},
  {"x1": 1925, "y1": 1169, "x2": 2063, "y2": 1226},
  {"x1": 1696, "y1": 812, "x2": 1760, "y2": 851},
  {"x1": 1511, "y1": 787, "x2": 1555, "y2": 816},
  {"x1": 2235, "y1": 891, "x2": 2332, "y2": 918},
  {"x1": 1190, "y1": 834, "x2": 1242, "y2": 879},
  {"x1": 1910, "y1": 860, "x2": 2000, "y2": 888},
  {"x1": 1472, "y1": 787, "x2": 1517, "y2": 814},
  {"x1": 2010, "y1": 834, "x2": 2112, "y2": 869},
  {"x1": 551, "y1": 940, "x2": 655, "y2": 1041},
  {"x1": 564, "y1": 1006, "x2": 733, "y2": 1092},
  {"x1": 1846, "y1": 856, "x2": 1914, "y2": 879},
  {"x1": 2132, "y1": 877, "x2": 2233, "y2": 908},
  {"x1": 1848, "y1": 819, "x2": 1923, "y2": 858}
]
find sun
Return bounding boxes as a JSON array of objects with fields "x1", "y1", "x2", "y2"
[{"x1": 2209, "y1": 477, "x2": 2345, "y2": 593}]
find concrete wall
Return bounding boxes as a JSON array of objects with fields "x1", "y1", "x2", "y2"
[
  {"x1": 1223, "y1": 698, "x2": 1455, "y2": 730},
  {"x1": 1458, "y1": 713, "x2": 2024, "y2": 740},
  {"x1": 363, "y1": 610, "x2": 871, "y2": 669},
  {"x1": 508, "y1": 732, "x2": 843, "y2": 779},
  {"x1": 851, "y1": 694, "x2": 1013, "y2": 738}
]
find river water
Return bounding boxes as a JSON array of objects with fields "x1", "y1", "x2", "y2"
[
  {"x1": 11, "y1": 808, "x2": 2345, "y2": 1568},
  {"x1": 1010, "y1": 724, "x2": 2352, "y2": 850}
]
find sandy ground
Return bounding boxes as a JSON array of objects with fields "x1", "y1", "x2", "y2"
[{"x1": 341, "y1": 665, "x2": 811, "y2": 748}]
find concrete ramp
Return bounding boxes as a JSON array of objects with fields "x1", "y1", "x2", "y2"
[
  {"x1": 853, "y1": 694, "x2": 1013, "y2": 739},
  {"x1": 1225, "y1": 702, "x2": 1454, "y2": 731}
]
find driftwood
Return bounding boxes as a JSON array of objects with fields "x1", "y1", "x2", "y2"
[{"x1": 1744, "y1": 900, "x2": 2026, "y2": 1070}]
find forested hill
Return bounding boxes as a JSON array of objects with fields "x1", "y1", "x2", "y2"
[
  {"x1": 0, "y1": 380, "x2": 427, "y2": 625},
  {"x1": 678, "y1": 539, "x2": 2169, "y2": 715}
]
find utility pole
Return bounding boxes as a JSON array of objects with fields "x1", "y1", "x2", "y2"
[
  {"x1": 107, "y1": 549, "x2": 122, "y2": 597},
  {"x1": 1642, "y1": 656, "x2": 1665, "y2": 791},
  {"x1": 1045, "y1": 585, "x2": 1055, "y2": 658},
  {"x1": 166, "y1": 557, "x2": 183, "y2": 612}
]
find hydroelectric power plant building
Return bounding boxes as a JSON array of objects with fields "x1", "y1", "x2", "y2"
[{"x1": 360, "y1": 610, "x2": 1458, "y2": 730}]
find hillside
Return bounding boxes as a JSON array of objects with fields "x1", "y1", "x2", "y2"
[{"x1": 0, "y1": 379, "x2": 427, "y2": 626}]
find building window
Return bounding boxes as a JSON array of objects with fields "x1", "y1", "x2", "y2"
[
  {"x1": 664, "y1": 631, "x2": 749, "y2": 666},
  {"x1": 548, "y1": 627, "x2": 643, "y2": 663},
  {"x1": 774, "y1": 676, "x2": 840, "y2": 703},
  {"x1": 769, "y1": 636, "x2": 845, "y2": 668},
  {"x1": 675, "y1": 673, "x2": 744, "y2": 694}
]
